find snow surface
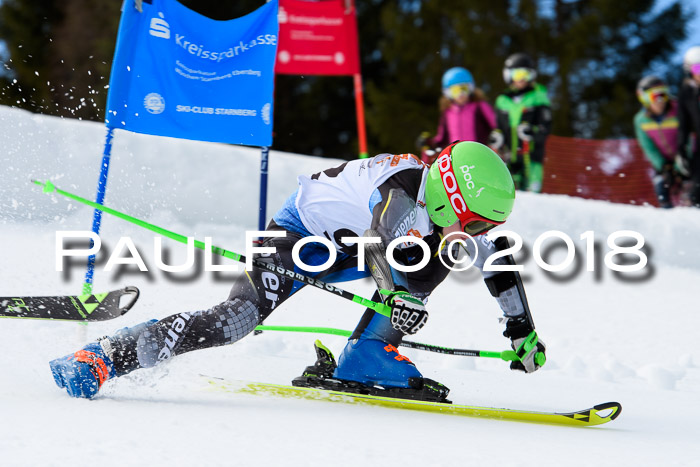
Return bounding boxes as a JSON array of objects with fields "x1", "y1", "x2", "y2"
[{"x1": 1, "y1": 106, "x2": 699, "y2": 466}]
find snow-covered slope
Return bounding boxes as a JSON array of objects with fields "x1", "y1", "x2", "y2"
[{"x1": 1, "y1": 106, "x2": 699, "y2": 466}]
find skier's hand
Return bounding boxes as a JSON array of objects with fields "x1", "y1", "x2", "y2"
[
  {"x1": 675, "y1": 153, "x2": 691, "y2": 178},
  {"x1": 660, "y1": 163, "x2": 675, "y2": 182},
  {"x1": 422, "y1": 147, "x2": 442, "y2": 166},
  {"x1": 517, "y1": 123, "x2": 534, "y2": 142},
  {"x1": 385, "y1": 290, "x2": 428, "y2": 335},
  {"x1": 510, "y1": 331, "x2": 546, "y2": 373},
  {"x1": 488, "y1": 129, "x2": 504, "y2": 150},
  {"x1": 416, "y1": 131, "x2": 432, "y2": 151}
]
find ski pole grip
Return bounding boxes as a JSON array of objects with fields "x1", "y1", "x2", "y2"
[
  {"x1": 498, "y1": 350, "x2": 519, "y2": 362},
  {"x1": 535, "y1": 352, "x2": 546, "y2": 367},
  {"x1": 352, "y1": 295, "x2": 391, "y2": 317}
]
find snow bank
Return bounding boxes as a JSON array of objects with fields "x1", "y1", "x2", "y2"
[
  {"x1": 2, "y1": 105, "x2": 698, "y2": 273},
  {"x1": 1, "y1": 106, "x2": 699, "y2": 467}
]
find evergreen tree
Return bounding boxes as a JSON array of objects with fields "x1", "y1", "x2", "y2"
[
  {"x1": 0, "y1": 0, "x2": 120, "y2": 120},
  {"x1": 366, "y1": 0, "x2": 692, "y2": 148},
  {"x1": 0, "y1": 0, "x2": 693, "y2": 157},
  {"x1": 0, "y1": 1, "x2": 64, "y2": 113},
  {"x1": 544, "y1": 0, "x2": 692, "y2": 138},
  {"x1": 364, "y1": 0, "x2": 515, "y2": 153}
]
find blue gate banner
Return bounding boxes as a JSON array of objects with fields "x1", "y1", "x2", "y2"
[{"x1": 106, "y1": 0, "x2": 278, "y2": 146}]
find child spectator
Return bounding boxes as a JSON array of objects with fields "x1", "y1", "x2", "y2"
[
  {"x1": 493, "y1": 53, "x2": 552, "y2": 192},
  {"x1": 418, "y1": 67, "x2": 497, "y2": 165}
]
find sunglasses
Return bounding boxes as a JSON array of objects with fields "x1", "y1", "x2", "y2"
[
  {"x1": 508, "y1": 67, "x2": 534, "y2": 83},
  {"x1": 638, "y1": 86, "x2": 669, "y2": 107},
  {"x1": 461, "y1": 218, "x2": 500, "y2": 236},
  {"x1": 443, "y1": 83, "x2": 473, "y2": 100}
]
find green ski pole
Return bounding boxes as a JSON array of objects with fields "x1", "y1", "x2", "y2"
[
  {"x1": 254, "y1": 325, "x2": 519, "y2": 361},
  {"x1": 33, "y1": 179, "x2": 391, "y2": 318},
  {"x1": 34, "y1": 179, "x2": 521, "y2": 363}
]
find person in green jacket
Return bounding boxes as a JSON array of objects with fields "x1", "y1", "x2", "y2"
[
  {"x1": 633, "y1": 75, "x2": 685, "y2": 208},
  {"x1": 491, "y1": 53, "x2": 552, "y2": 192}
]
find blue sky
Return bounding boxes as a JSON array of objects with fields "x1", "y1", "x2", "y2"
[{"x1": 657, "y1": 0, "x2": 700, "y2": 57}]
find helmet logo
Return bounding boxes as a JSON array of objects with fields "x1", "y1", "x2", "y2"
[
  {"x1": 459, "y1": 165, "x2": 477, "y2": 190},
  {"x1": 437, "y1": 153, "x2": 467, "y2": 215}
]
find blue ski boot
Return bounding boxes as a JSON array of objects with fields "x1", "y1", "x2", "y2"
[
  {"x1": 50, "y1": 319, "x2": 157, "y2": 398},
  {"x1": 292, "y1": 313, "x2": 450, "y2": 402},
  {"x1": 333, "y1": 310, "x2": 421, "y2": 387},
  {"x1": 50, "y1": 340, "x2": 116, "y2": 399},
  {"x1": 332, "y1": 338, "x2": 422, "y2": 388}
]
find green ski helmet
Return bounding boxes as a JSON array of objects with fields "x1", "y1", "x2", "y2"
[{"x1": 425, "y1": 141, "x2": 515, "y2": 235}]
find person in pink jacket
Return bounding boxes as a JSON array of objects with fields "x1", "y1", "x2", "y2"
[{"x1": 419, "y1": 67, "x2": 498, "y2": 165}]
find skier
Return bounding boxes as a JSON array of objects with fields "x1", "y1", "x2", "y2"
[
  {"x1": 677, "y1": 46, "x2": 700, "y2": 207},
  {"x1": 492, "y1": 53, "x2": 552, "y2": 193},
  {"x1": 633, "y1": 75, "x2": 685, "y2": 208},
  {"x1": 417, "y1": 67, "x2": 497, "y2": 165},
  {"x1": 50, "y1": 141, "x2": 546, "y2": 400}
]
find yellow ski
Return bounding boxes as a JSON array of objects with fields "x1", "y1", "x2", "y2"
[{"x1": 204, "y1": 377, "x2": 621, "y2": 427}]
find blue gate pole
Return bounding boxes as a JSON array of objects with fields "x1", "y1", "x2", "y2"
[
  {"x1": 258, "y1": 146, "x2": 270, "y2": 239},
  {"x1": 83, "y1": 126, "x2": 115, "y2": 295}
]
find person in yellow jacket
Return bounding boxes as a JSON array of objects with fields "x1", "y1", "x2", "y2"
[{"x1": 633, "y1": 75, "x2": 685, "y2": 208}]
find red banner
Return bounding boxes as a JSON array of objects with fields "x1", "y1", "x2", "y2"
[{"x1": 276, "y1": 0, "x2": 360, "y2": 76}]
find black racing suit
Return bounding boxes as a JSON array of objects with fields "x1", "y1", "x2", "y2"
[
  {"x1": 677, "y1": 77, "x2": 700, "y2": 206},
  {"x1": 104, "y1": 162, "x2": 531, "y2": 376}
]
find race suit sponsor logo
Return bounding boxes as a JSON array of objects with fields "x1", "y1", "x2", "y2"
[{"x1": 158, "y1": 312, "x2": 192, "y2": 361}]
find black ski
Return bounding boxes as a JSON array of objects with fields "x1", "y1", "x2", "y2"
[
  {"x1": 292, "y1": 374, "x2": 451, "y2": 403},
  {"x1": 0, "y1": 286, "x2": 139, "y2": 321}
]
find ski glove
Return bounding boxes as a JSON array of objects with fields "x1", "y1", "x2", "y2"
[
  {"x1": 503, "y1": 315, "x2": 546, "y2": 373},
  {"x1": 659, "y1": 162, "x2": 674, "y2": 179},
  {"x1": 517, "y1": 123, "x2": 535, "y2": 142},
  {"x1": 416, "y1": 131, "x2": 432, "y2": 150},
  {"x1": 510, "y1": 331, "x2": 547, "y2": 373},
  {"x1": 675, "y1": 153, "x2": 691, "y2": 178},
  {"x1": 385, "y1": 290, "x2": 428, "y2": 335},
  {"x1": 488, "y1": 129, "x2": 504, "y2": 150}
]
